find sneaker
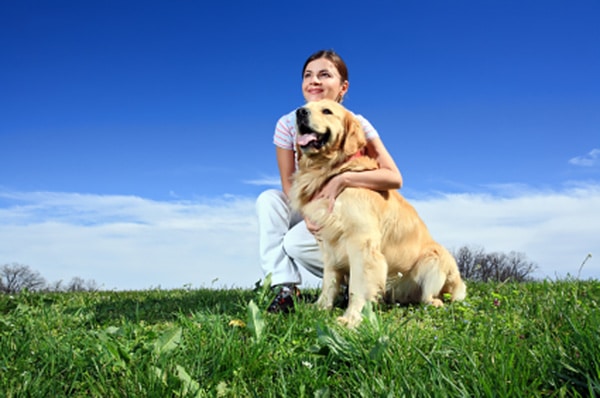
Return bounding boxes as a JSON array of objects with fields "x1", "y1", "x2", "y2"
[
  {"x1": 335, "y1": 284, "x2": 350, "y2": 308},
  {"x1": 267, "y1": 285, "x2": 301, "y2": 314}
]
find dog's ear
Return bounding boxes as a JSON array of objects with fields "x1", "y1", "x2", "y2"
[
  {"x1": 342, "y1": 110, "x2": 367, "y2": 156},
  {"x1": 295, "y1": 142, "x2": 303, "y2": 163}
]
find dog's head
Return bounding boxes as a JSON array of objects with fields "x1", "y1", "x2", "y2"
[{"x1": 295, "y1": 99, "x2": 366, "y2": 162}]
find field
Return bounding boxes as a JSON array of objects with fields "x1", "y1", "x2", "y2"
[{"x1": 1, "y1": 279, "x2": 599, "y2": 397}]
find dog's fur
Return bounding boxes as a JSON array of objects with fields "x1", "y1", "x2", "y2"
[{"x1": 290, "y1": 99, "x2": 466, "y2": 327}]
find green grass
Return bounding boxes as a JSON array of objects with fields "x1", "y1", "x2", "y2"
[{"x1": 1, "y1": 280, "x2": 599, "y2": 397}]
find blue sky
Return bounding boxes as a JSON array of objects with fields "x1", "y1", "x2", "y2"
[{"x1": 1, "y1": 1, "x2": 599, "y2": 289}]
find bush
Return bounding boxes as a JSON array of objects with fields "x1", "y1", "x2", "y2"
[
  {"x1": 0, "y1": 263, "x2": 98, "y2": 294},
  {"x1": 454, "y1": 246, "x2": 537, "y2": 282},
  {"x1": 0, "y1": 263, "x2": 46, "y2": 294}
]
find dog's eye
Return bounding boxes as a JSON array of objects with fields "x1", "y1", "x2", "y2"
[{"x1": 322, "y1": 108, "x2": 333, "y2": 115}]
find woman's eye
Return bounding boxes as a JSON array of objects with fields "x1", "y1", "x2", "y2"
[{"x1": 322, "y1": 108, "x2": 333, "y2": 115}]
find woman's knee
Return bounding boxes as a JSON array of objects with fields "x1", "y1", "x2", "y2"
[
  {"x1": 282, "y1": 231, "x2": 300, "y2": 260},
  {"x1": 256, "y1": 189, "x2": 286, "y2": 213},
  {"x1": 282, "y1": 227, "x2": 323, "y2": 276},
  {"x1": 282, "y1": 223, "x2": 314, "y2": 260}
]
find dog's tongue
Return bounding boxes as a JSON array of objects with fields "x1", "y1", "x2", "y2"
[{"x1": 297, "y1": 133, "x2": 318, "y2": 147}]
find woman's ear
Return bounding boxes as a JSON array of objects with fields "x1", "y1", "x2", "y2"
[{"x1": 339, "y1": 80, "x2": 349, "y2": 102}]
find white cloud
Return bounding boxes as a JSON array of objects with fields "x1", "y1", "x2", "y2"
[
  {"x1": 0, "y1": 191, "x2": 264, "y2": 290},
  {"x1": 569, "y1": 148, "x2": 600, "y2": 167},
  {"x1": 0, "y1": 184, "x2": 599, "y2": 291},
  {"x1": 243, "y1": 175, "x2": 281, "y2": 187},
  {"x1": 409, "y1": 183, "x2": 600, "y2": 279}
]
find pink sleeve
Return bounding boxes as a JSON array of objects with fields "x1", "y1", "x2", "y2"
[
  {"x1": 356, "y1": 115, "x2": 380, "y2": 140},
  {"x1": 273, "y1": 114, "x2": 295, "y2": 150}
]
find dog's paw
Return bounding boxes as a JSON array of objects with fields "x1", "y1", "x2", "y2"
[
  {"x1": 315, "y1": 297, "x2": 334, "y2": 311},
  {"x1": 430, "y1": 298, "x2": 444, "y2": 307},
  {"x1": 336, "y1": 312, "x2": 362, "y2": 329}
]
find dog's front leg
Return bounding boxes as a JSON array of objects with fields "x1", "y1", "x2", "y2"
[
  {"x1": 338, "y1": 239, "x2": 387, "y2": 328},
  {"x1": 338, "y1": 273, "x2": 367, "y2": 328},
  {"x1": 315, "y1": 251, "x2": 341, "y2": 310}
]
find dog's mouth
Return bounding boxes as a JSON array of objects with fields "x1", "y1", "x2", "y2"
[{"x1": 297, "y1": 123, "x2": 330, "y2": 151}]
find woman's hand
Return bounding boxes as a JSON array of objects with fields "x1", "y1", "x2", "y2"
[
  {"x1": 305, "y1": 174, "x2": 346, "y2": 238},
  {"x1": 304, "y1": 216, "x2": 322, "y2": 238},
  {"x1": 312, "y1": 174, "x2": 346, "y2": 213}
]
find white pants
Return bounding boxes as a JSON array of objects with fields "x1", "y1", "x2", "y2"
[{"x1": 255, "y1": 189, "x2": 324, "y2": 286}]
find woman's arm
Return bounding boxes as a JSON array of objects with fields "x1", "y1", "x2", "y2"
[
  {"x1": 352, "y1": 136, "x2": 403, "y2": 190},
  {"x1": 276, "y1": 146, "x2": 296, "y2": 197},
  {"x1": 313, "y1": 137, "x2": 403, "y2": 207}
]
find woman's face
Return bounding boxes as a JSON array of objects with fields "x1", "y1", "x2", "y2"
[{"x1": 302, "y1": 58, "x2": 349, "y2": 103}]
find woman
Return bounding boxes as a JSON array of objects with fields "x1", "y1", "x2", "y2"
[{"x1": 256, "y1": 50, "x2": 403, "y2": 313}]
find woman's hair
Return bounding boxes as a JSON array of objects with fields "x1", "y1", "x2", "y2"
[{"x1": 302, "y1": 49, "x2": 349, "y2": 83}]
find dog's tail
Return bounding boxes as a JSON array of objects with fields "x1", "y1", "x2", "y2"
[
  {"x1": 443, "y1": 268, "x2": 467, "y2": 302},
  {"x1": 448, "y1": 276, "x2": 467, "y2": 301}
]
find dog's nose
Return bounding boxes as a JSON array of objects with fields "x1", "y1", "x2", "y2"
[{"x1": 296, "y1": 107, "x2": 309, "y2": 120}]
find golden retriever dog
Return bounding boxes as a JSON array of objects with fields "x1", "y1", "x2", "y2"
[{"x1": 290, "y1": 99, "x2": 466, "y2": 327}]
